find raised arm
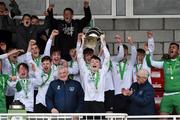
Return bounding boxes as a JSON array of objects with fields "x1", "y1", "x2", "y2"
[
  {"x1": 111, "y1": 34, "x2": 124, "y2": 62},
  {"x1": 43, "y1": 30, "x2": 59, "y2": 56},
  {"x1": 101, "y1": 34, "x2": 110, "y2": 73},
  {"x1": 128, "y1": 36, "x2": 137, "y2": 66},
  {"x1": 79, "y1": 0, "x2": 92, "y2": 29},
  {"x1": 9, "y1": 0, "x2": 21, "y2": 18},
  {"x1": 147, "y1": 31, "x2": 155, "y2": 55},
  {"x1": 145, "y1": 51, "x2": 164, "y2": 69},
  {"x1": 77, "y1": 33, "x2": 88, "y2": 73}
]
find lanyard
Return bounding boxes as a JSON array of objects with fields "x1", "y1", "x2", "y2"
[
  {"x1": 9, "y1": 60, "x2": 17, "y2": 76},
  {"x1": 20, "y1": 79, "x2": 29, "y2": 98},
  {"x1": 0, "y1": 75, "x2": 7, "y2": 91},
  {"x1": 109, "y1": 60, "x2": 113, "y2": 70},
  {"x1": 34, "y1": 57, "x2": 41, "y2": 67},
  {"x1": 40, "y1": 69, "x2": 52, "y2": 87},
  {"x1": 68, "y1": 61, "x2": 74, "y2": 79},
  {"x1": 136, "y1": 64, "x2": 142, "y2": 72},
  {"x1": 118, "y1": 61, "x2": 127, "y2": 80},
  {"x1": 92, "y1": 71, "x2": 100, "y2": 89},
  {"x1": 169, "y1": 59, "x2": 177, "y2": 80},
  {"x1": 69, "y1": 60, "x2": 73, "y2": 67}
]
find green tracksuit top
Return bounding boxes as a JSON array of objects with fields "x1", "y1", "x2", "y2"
[
  {"x1": 0, "y1": 74, "x2": 9, "y2": 113},
  {"x1": 163, "y1": 57, "x2": 180, "y2": 93}
]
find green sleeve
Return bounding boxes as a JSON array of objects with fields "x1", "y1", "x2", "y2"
[
  {"x1": 145, "y1": 54, "x2": 151, "y2": 68},
  {"x1": 16, "y1": 81, "x2": 22, "y2": 92}
]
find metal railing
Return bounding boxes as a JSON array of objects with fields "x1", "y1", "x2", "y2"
[{"x1": 1, "y1": 113, "x2": 180, "y2": 120}]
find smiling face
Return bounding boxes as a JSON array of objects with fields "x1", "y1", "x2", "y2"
[
  {"x1": 69, "y1": 48, "x2": 76, "y2": 59},
  {"x1": 168, "y1": 44, "x2": 179, "y2": 59},
  {"x1": 51, "y1": 51, "x2": 61, "y2": 65},
  {"x1": 18, "y1": 65, "x2": 28, "y2": 79},
  {"x1": 31, "y1": 44, "x2": 40, "y2": 58},
  {"x1": 58, "y1": 66, "x2": 69, "y2": 81},
  {"x1": 90, "y1": 58, "x2": 100, "y2": 73},
  {"x1": 137, "y1": 52, "x2": 145, "y2": 64},
  {"x1": 22, "y1": 16, "x2": 31, "y2": 27},
  {"x1": 84, "y1": 53, "x2": 93, "y2": 64},
  {"x1": 136, "y1": 69, "x2": 149, "y2": 84},
  {"x1": 63, "y1": 9, "x2": 73, "y2": 23},
  {"x1": 42, "y1": 60, "x2": 52, "y2": 74}
]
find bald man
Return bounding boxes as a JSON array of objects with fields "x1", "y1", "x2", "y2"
[{"x1": 122, "y1": 69, "x2": 155, "y2": 115}]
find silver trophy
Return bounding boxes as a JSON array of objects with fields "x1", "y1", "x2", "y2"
[{"x1": 84, "y1": 27, "x2": 103, "y2": 49}]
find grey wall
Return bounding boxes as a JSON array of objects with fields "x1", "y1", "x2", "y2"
[{"x1": 94, "y1": 18, "x2": 180, "y2": 60}]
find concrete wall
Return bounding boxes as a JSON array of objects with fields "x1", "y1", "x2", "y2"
[{"x1": 94, "y1": 18, "x2": 180, "y2": 60}]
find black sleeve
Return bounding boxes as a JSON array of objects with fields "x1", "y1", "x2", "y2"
[
  {"x1": 79, "y1": 6, "x2": 92, "y2": 29},
  {"x1": 9, "y1": 0, "x2": 21, "y2": 18}
]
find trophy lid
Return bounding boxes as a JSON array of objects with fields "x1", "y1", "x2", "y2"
[{"x1": 85, "y1": 27, "x2": 103, "y2": 38}]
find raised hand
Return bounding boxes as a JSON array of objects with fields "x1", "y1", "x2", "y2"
[
  {"x1": 84, "y1": 0, "x2": 89, "y2": 8},
  {"x1": 147, "y1": 31, "x2": 153, "y2": 38},
  {"x1": 29, "y1": 39, "x2": 36, "y2": 45},
  {"x1": 127, "y1": 36, "x2": 133, "y2": 45},
  {"x1": 51, "y1": 29, "x2": 59, "y2": 36},
  {"x1": 48, "y1": 4, "x2": 55, "y2": 11},
  {"x1": 144, "y1": 42, "x2": 148, "y2": 52},
  {"x1": 7, "y1": 49, "x2": 24, "y2": 56},
  {"x1": 50, "y1": 29, "x2": 59, "y2": 40},
  {"x1": 77, "y1": 33, "x2": 84, "y2": 42},
  {"x1": 27, "y1": 39, "x2": 36, "y2": 52}
]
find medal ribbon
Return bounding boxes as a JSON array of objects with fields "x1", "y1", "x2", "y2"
[
  {"x1": 9, "y1": 60, "x2": 17, "y2": 76},
  {"x1": 118, "y1": 61, "x2": 127, "y2": 80},
  {"x1": 69, "y1": 61, "x2": 74, "y2": 79},
  {"x1": 169, "y1": 59, "x2": 177, "y2": 80},
  {"x1": 20, "y1": 79, "x2": 29, "y2": 98},
  {"x1": 40, "y1": 69, "x2": 52, "y2": 87},
  {"x1": 0, "y1": 76, "x2": 6, "y2": 90},
  {"x1": 93, "y1": 71, "x2": 100, "y2": 89},
  {"x1": 136, "y1": 64, "x2": 142, "y2": 72},
  {"x1": 34, "y1": 57, "x2": 41, "y2": 67}
]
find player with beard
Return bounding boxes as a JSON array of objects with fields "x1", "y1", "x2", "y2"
[
  {"x1": 77, "y1": 33, "x2": 110, "y2": 113},
  {"x1": 146, "y1": 42, "x2": 180, "y2": 116}
]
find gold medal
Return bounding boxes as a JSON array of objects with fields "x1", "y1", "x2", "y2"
[{"x1": 171, "y1": 76, "x2": 174, "y2": 80}]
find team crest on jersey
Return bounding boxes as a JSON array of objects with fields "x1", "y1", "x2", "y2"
[
  {"x1": 69, "y1": 87, "x2": 75, "y2": 92},
  {"x1": 57, "y1": 85, "x2": 61, "y2": 90},
  {"x1": 138, "y1": 90, "x2": 143, "y2": 95}
]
